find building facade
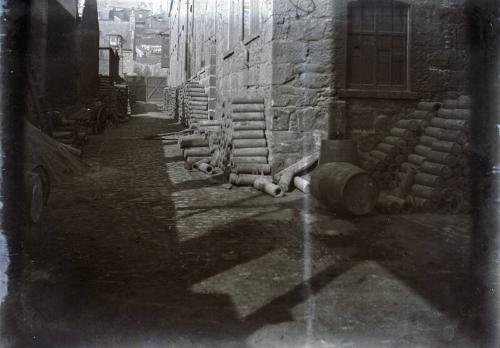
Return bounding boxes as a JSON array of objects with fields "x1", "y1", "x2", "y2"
[
  {"x1": 98, "y1": 4, "x2": 170, "y2": 77},
  {"x1": 167, "y1": 0, "x2": 469, "y2": 172}
]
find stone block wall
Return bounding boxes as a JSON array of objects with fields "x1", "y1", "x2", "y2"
[
  {"x1": 167, "y1": 0, "x2": 471, "y2": 172},
  {"x1": 332, "y1": 0, "x2": 469, "y2": 152},
  {"x1": 268, "y1": 0, "x2": 335, "y2": 171}
]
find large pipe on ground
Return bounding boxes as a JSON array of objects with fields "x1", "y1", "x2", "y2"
[
  {"x1": 294, "y1": 176, "x2": 311, "y2": 194},
  {"x1": 275, "y1": 152, "x2": 320, "y2": 192},
  {"x1": 253, "y1": 178, "x2": 283, "y2": 198}
]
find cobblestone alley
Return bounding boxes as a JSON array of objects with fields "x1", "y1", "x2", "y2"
[{"x1": 7, "y1": 112, "x2": 473, "y2": 347}]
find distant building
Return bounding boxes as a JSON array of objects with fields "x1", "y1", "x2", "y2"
[{"x1": 98, "y1": 2, "x2": 169, "y2": 77}]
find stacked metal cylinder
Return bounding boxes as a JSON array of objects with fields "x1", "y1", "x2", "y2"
[
  {"x1": 360, "y1": 101, "x2": 438, "y2": 190},
  {"x1": 179, "y1": 134, "x2": 212, "y2": 166},
  {"x1": 226, "y1": 98, "x2": 271, "y2": 185},
  {"x1": 164, "y1": 87, "x2": 178, "y2": 121},
  {"x1": 198, "y1": 97, "x2": 270, "y2": 183},
  {"x1": 177, "y1": 96, "x2": 270, "y2": 181},
  {"x1": 184, "y1": 82, "x2": 209, "y2": 127},
  {"x1": 405, "y1": 96, "x2": 471, "y2": 213}
]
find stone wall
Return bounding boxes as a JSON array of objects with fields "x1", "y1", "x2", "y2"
[
  {"x1": 332, "y1": 0, "x2": 469, "y2": 152},
  {"x1": 268, "y1": 0, "x2": 334, "y2": 171},
  {"x1": 167, "y1": 0, "x2": 470, "y2": 172}
]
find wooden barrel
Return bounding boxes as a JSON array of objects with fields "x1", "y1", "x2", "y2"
[
  {"x1": 310, "y1": 162, "x2": 379, "y2": 215},
  {"x1": 319, "y1": 139, "x2": 359, "y2": 165}
]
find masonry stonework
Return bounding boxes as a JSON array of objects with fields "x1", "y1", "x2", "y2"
[{"x1": 167, "y1": 0, "x2": 470, "y2": 173}]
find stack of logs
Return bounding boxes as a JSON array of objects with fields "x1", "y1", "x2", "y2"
[
  {"x1": 404, "y1": 96, "x2": 471, "y2": 213},
  {"x1": 360, "y1": 101, "x2": 439, "y2": 190}
]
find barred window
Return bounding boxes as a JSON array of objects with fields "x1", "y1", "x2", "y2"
[{"x1": 347, "y1": 0, "x2": 408, "y2": 90}]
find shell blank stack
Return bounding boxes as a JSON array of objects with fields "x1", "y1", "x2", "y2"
[
  {"x1": 164, "y1": 87, "x2": 178, "y2": 121},
  {"x1": 227, "y1": 97, "x2": 271, "y2": 184},
  {"x1": 360, "y1": 102, "x2": 440, "y2": 191},
  {"x1": 185, "y1": 82, "x2": 209, "y2": 127},
  {"x1": 179, "y1": 134, "x2": 212, "y2": 167},
  {"x1": 405, "y1": 95, "x2": 471, "y2": 213}
]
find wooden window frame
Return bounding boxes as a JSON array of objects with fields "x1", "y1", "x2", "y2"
[{"x1": 346, "y1": 0, "x2": 411, "y2": 92}]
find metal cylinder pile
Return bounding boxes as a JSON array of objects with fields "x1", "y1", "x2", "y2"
[
  {"x1": 178, "y1": 81, "x2": 209, "y2": 127},
  {"x1": 224, "y1": 98, "x2": 271, "y2": 186},
  {"x1": 164, "y1": 87, "x2": 178, "y2": 121},
  {"x1": 360, "y1": 101, "x2": 439, "y2": 191},
  {"x1": 179, "y1": 134, "x2": 212, "y2": 169},
  {"x1": 365, "y1": 96, "x2": 472, "y2": 214},
  {"x1": 404, "y1": 96, "x2": 471, "y2": 213}
]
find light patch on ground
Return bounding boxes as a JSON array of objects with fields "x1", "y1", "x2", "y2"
[
  {"x1": 191, "y1": 249, "x2": 334, "y2": 320},
  {"x1": 292, "y1": 261, "x2": 457, "y2": 345}
]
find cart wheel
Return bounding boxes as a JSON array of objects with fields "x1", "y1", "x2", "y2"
[
  {"x1": 32, "y1": 165, "x2": 50, "y2": 204},
  {"x1": 96, "y1": 106, "x2": 106, "y2": 134},
  {"x1": 25, "y1": 171, "x2": 45, "y2": 224}
]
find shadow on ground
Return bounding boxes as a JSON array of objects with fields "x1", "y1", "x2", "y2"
[{"x1": 1, "y1": 115, "x2": 473, "y2": 347}]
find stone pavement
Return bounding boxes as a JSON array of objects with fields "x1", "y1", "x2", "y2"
[{"x1": 9, "y1": 112, "x2": 473, "y2": 347}]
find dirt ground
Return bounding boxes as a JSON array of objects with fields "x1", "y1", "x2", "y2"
[{"x1": 2, "y1": 112, "x2": 474, "y2": 347}]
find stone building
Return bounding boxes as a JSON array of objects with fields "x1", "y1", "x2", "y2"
[
  {"x1": 99, "y1": 6, "x2": 170, "y2": 77},
  {"x1": 167, "y1": 0, "x2": 468, "y2": 172}
]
